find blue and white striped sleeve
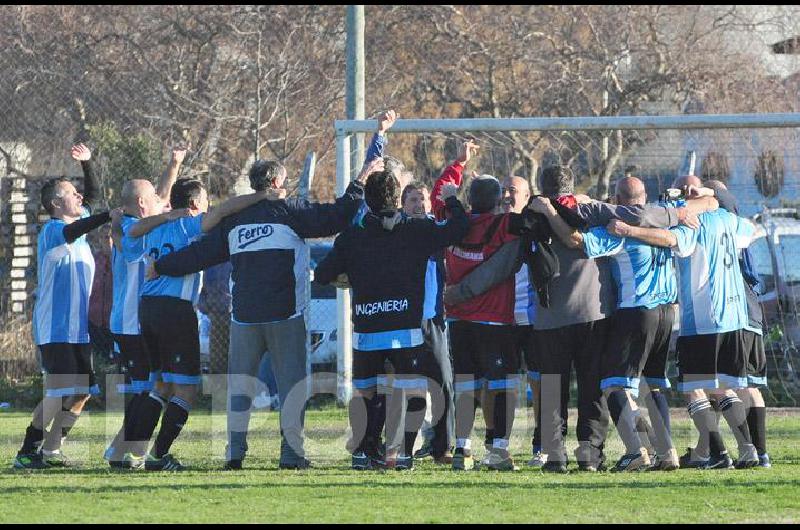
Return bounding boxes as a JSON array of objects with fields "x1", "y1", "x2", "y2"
[
  {"x1": 671, "y1": 225, "x2": 698, "y2": 258},
  {"x1": 582, "y1": 226, "x2": 624, "y2": 258}
]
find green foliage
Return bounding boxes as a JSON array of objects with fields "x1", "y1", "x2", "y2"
[{"x1": 86, "y1": 122, "x2": 162, "y2": 204}]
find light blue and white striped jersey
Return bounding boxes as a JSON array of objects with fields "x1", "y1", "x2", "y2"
[
  {"x1": 110, "y1": 216, "x2": 146, "y2": 335},
  {"x1": 671, "y1": 209, "x2": 755, "y2": 336},
  {"x1": 583, "y1": 226, "x2": 677, "y2": 310},
  {"x1": 33, "y1": 208, "x2": 95, "y2": 345},
  {"x1": 125, "y1": 215, "x2": 205, "y2": 304},
  {"x1": 422, "y1": 257, "x2": 439, "y2": 321},
  {"x1": 514, "y1": 264, "x2": 537, "y2": 326}
]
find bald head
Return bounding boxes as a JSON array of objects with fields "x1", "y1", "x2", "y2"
[
  {"x1": 704, "y1": 179, "x2": 728, "y2": 193},
  {"x1": 121, "y1": 179, "x2": 162, "y2": 218},
  {"x1": 501, "y1": 176, "x2": 531, "y2": 213},
  {"x1": 672, "y1": 175, "x2": 702, "y2": 189},
  {"x1": 615, "y1": 176, "x2": 647, "y2": 206}
]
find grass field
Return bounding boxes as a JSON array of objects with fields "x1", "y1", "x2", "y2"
[{"x1": 1, "y1": 407, "x2": 799, "y2": 523}]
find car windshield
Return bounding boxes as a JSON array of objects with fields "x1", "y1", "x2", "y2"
[
  {"x1": 748, "y1": 235, "x2": 775, "y2": 295},
  {"x1": 776, "y1": 234, "x2": 800, "y2": 285}
]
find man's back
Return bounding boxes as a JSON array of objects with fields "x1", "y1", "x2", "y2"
[{"x1": 671, "y1": 209, "x2": 754, "y2": 336}]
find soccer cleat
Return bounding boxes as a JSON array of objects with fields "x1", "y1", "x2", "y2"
[
  {"x1": 103, "y1": 445, "x2": 116, "y2": 462},
  {"x1": 110, "y1": 453, "x2": 145, "y2": 470},
  {"x1": 699, "y1": 452, "x2": 734, "y2": 470},
  {"x1": 279, "y1": 458, "x2": 312, "y2": 470},
  {"x1": 485, "y1": 448, "x2": 519, "y2": 471},
  {"x1": 758, "y1": 453, "x2": 772, "y2": 469},
  {"x1": 611, "y1": 451, "x2": 652, "y2": 473},
  {"x1": 13, "y1": 452, "x2": 50, "y2": 470},
  {"x1": 395, "y1": 454, "x2": 414, "y2": 471},
  {"x1": 145, "y1": 453, "x2": 186, "y2": 471},
  {"x1": 41, "y1": 450, "x2": 71, "y2": 468},
  {"x1": 223, "y1": 459, "x2": 243, "y2": 471},
  {"x1": 678, "y1": 447, "x2": 709, "y2": 469},
  {"x1": 648, "y1": 449, "x2": 680, "y2": 472},
  {"x1": 734, "y1": 445, "x2": 759, "y2": 470},
  {"x1": 541, "y1": 460, "x2": 569, "y2": 474},
  {"x1": 413, "y1": 441, "x2": 433, "y2": 460},
  {"x1": 352, "y1": 452, "x2": 371, "y2": 471},
  {"x1": 433, "y1": 451, "x2": 454, "y2": 465},
  {"x1": 526, "y1": 450, "x2": 548, "y2": 468},
  {"x1": 452, "y1": 448, "x2": 475, "y2": 471}
]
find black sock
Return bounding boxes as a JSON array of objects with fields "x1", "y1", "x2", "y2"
[
  {"x1": 20, "y1": 424, "x2": 45, "y2": 454},
  {"x1": 484, "y1": 428, "x2": 495, "y2": 448},
  {"x1": 688, "y1": 398, "x2": 720, "y2": 459},
  {"x1": 608, "y1": 390, "x2": 642, "y2": 454},
  {"x1": 132, "y1": 392, "x2": 166, "y2": 455},
  {"x1": 747, "y1": 406, "x2": 767, "y2": 455},
  {"x1": 348, "y1": 395, "x2": 372, "y2": 454},
  {"x1": 403, "y1": 396, "x2": 427, "y2": 456},
  {"x1": 719, "y1": 396, "x2": 752, "y2": 451},
  {"x1": 153, "y1": 397, "x2": 191, "y2": 458},
  {"x1": 367, "y1": 394, "x2": 386, "y2": 451}
]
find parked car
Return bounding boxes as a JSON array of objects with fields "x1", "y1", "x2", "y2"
[
  {"x1": 309, "y1": 242, "x2": 337, "y2": 372},
  {"x1": 749, "y1": 208, "x2": 800, "y2": 393}
]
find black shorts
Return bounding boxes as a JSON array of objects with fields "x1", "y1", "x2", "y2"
[
  {"x1": 139, "y1": 296, "x2": 201, "y2": 385},
  {"x1": 449, "y1": 320, "x2": 519, "y2": 393},
  {"x1": 39, "y1": 343, "x2": 99, "y2": 398},
  {"x1": 513, "y1": 325, "x2": 540, "y2": 382},
  {"x1": 742, "y1": 330, "x2": 768, "y2": 388},
  {"x1": 352, "y1": 346, "x2": 432, "y2": 394},
  {"x1": 114, "y1": 334, "x2": 158, "y2": 394},
  {"x1": 600, "y1": 304, "x2": 674, "y2": 394},
  {"x1": 676, "y1": 330, "x2": 748, "y2": 392}
]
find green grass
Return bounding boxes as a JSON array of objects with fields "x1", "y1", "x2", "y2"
[{"x1": 1, "y1": 407, "x2": 799, "y2": 523}]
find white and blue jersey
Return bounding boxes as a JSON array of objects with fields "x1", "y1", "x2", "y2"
[
  {"x1": 514, "y1": 264, "x2": 537, "y2": 326},
  {"x1": 33, "y1": 208, "x2": 95, "y2": 345},
  {"x1": 583, "y1": 226, "x2": 677, "y2": 309},
  {"x1": 671, "y1": 209, "x2": 755, "y2": 336},
  {"x1": 125, "y1": 215, "x2": 205, "y2": 305},
  {"x1": 110, "y1": 216, "x2": 146, "y2": 335}
]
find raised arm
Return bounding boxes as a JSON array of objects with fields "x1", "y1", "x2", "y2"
[
  {"x1": 127, "y1": 208, "x2": 192, "y2": 239},
  {"x1": 432, "y1": 140, "x2": 477, "y2": 220},
  {"x1": 361, "y1": 109, "x2": 395, "y2": 170},
  {"x1": 157, "y1": 144, "x2": 189, "y2": 202},
  {"x1": 71, "y1": 143, "x2": 101, "y2": 207},
  {"x1": 287, "y1": 180, "x2": 366, "y2": 239}
]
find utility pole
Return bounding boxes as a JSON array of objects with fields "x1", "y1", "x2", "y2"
[{"x1": 346, "y1": 5, "x2": 365, "y2": 178}]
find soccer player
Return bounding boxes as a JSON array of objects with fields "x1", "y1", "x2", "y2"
[
  {"x1": 104, "y1": 144, "x2": 187, "y2": 468},
  {"x1": 400, "y1": 181, "x2": 455, "y2": 465},
  {"x1": 568, "y1": 177, "x2": 681, "y2": 472},
  {"x1": 125, "y1": 178, "x2": 273, "y2": 471},
  {"x1": 608, "y1": 176, "x2": 761, "y2": 470},
  {"x1": 680, "y1": 179, "x2": 771, "y2": 468},
  {"x1": 314, "y1": 171, "x2": 469, "y2": 471},
  {"x1": 149, "y1": 159, "x2": 366, "y2": 471},
  {"x1": 14, "y1": 144, "x2": 120, "y2": 469},
  {"x1": 431, "y1": 142, "x2": 558, "y2": 472}
]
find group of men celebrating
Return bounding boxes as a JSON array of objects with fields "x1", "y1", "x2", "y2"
[{"x1": 14, "y1": 109, "x2": 771, "y2": 474}]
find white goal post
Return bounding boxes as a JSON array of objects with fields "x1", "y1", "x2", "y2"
[{"x1": 333, "y1": 112, "x2": 800, "y2": 403}]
